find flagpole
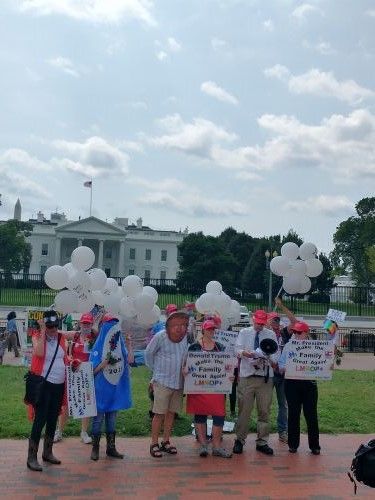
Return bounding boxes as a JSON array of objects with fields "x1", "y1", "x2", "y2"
[{"x1": 89, "y1": 180, "x2": 93, "y2": 216}]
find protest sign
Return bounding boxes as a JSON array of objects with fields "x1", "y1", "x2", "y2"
[
  {"x1": 184, "y1": 351, "x2": 237, "y2": 394},
  {"x1": 284, "y1": 340, "x2": 334, "y2": 381},
  {"x1": 326, "y1": 308, "x2": 346, "y2": 324},
  {"x1": 66, "y1": 361, "x2": 97, "y2": 418},
  {"x1": 213, "y1": 329, "x2": 238, "y2": 353}
]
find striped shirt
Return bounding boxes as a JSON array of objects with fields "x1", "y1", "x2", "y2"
[{"x1": 145, "y1": 330, "x2": 188, "y2": 389}]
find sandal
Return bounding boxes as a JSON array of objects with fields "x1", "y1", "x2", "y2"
[
  {"x1": 150, "y1": 443, "x2": 162, "y2": 458},
  {"x1": 160, "y1": 440, "x2": 177, "y2": 454}
]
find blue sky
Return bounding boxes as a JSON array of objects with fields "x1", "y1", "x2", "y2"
[{"x1": 0, "y1": 0, "x2": 374, "y2": 254}]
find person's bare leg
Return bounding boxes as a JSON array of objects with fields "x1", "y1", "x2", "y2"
[
  {"x1": 81, "y1": 417, "x2": 90, "y2": 433},
  {"x1": 212, "y1": 424, "x2": 223, "y2": 449},
  {"x1": 151, "y1": 413, "x2": 164, "y2": 445},
  {"x1": 57, "y1": 408, "x2": 68, "y2": 433},
  {"x1": 162, "y1": 411, "x2": 176, "y2": 443},
  {"x1": 195, "y1": 423, "x2": 207, "y2": 445}
]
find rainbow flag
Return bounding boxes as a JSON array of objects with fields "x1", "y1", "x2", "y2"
[{"x1": 323, "y1": 319, "x2": 337, "y2": 336}]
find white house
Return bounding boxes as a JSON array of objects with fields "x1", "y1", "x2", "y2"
[{"x1": 11, "y1": 200, "x2": 186, "y2": 279}]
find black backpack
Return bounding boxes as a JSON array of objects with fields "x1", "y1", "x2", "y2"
[{"x1": 348, "y1": 439, "x2": 375, "y2": 494}]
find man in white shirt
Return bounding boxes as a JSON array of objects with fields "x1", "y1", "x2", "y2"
[{"x1": 233, "y1": 309, "x2": 279, "y2": 456}]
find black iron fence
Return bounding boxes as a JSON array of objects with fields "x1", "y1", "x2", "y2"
[{"x1": 0, "y1": 274, "x2": 374, "y2": 317}]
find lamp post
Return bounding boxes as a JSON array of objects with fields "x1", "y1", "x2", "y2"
[{"x1": 265, "y1": 250, "x2": 278, "y2": 311}]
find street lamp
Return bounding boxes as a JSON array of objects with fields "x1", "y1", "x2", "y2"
[{"x1": 265, "y1": 249, "x2": 278, "y2": 311}]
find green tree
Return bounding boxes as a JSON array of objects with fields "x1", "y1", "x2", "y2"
[
  {"x1": 331, "y1": 197, "x2": 375, "y2": 286},
  {"x1": 0, "y1": 220, "x2": 32, "y2": 278}
]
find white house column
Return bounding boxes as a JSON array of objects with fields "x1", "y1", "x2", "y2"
[
  {"x1": 98, "y1": 239, "x2": 104, "y2": 269},
  {"x1": 118, "y1": 241, "x2": 125, "y2": 276},
  {"x1": 55, "y1": 237, "x2": 61, "y2": 265}
]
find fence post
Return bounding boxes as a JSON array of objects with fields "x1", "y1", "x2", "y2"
[
  {"x1": 358, "y1": 289, "x2": 362, "y2": 317},
  {"x1": 0, "y1": 273, "x2": 2, "y2": 305},
  {"x1": 38, "y1": 274, "x2": 43, "y2": 307}
]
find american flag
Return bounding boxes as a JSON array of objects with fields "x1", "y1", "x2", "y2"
[{"x1": 83, "y1": 180, "x2": 92, "y2": 188}]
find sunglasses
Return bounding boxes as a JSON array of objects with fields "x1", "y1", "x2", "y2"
[{"x1": 271, "y1": 317, "x2": 281, "y2": 323}]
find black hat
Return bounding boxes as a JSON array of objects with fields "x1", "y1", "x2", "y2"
[
  {"x1": 43, "y1": 310, "x2": 59, "y2": 326},
  {"x1": 260, "y1": 338, "x2": 278, "y2": 355}
]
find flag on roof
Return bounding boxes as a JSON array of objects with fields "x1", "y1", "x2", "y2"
[{"x1": 84, "y1": 180, "x2": 92, "y2": 188}]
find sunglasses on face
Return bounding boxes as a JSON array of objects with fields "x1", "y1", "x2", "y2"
[{"x1": 271, "y1": 317, "x2": 281, "y2": 323}]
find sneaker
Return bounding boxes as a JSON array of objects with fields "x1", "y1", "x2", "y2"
[
  {"x1": 233, "y1": 439, "x2": 243, "y2": 454},
  {"x1": 199, "y1": 445, "x2": 208, "y2": 457},
  {"x1": 256, "y1": 444, "x2": 274, "y2": 455},
  {"x1": 53, "y1": 430, "x2": 63, "y2": 443},
  {"x1": 212, "y1": 447, "x2": 232, "y2": 458},
  {"x1": 80, "y1": 431, "x2": 92, "y2": 444},
  {"x1": 311, "y1": 449, "x2": 321, "y2": 455},
  {"x1": 289, "y1": 448, "x2": 297, "y2": 453},
  {"x1": 279, "y1": 431, "x2": 288, "y2": 444}
]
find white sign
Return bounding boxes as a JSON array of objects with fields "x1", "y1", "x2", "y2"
[
  {"x1": 284, "y1": 340, "x2": 334, "y2": 381},
  {"x1": 67, "y1": 361, "x2": 97, "y2": 418},
  {"x1": 326, "y1": 308, "x2": 346, "y2": 324},
  {"x1": 183, "y1": 351, "x2": 237, "y2": 394},
  {"x1": 213, "y1": 329, "x2": 238, "y2": 354}
]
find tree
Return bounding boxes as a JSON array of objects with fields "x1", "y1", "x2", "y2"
[
  {"x1": 331, "y1": 197, "x2": 375, "y2": 286},
  {"x1": 177, "y1": 232, "x2": 236, "y2": 291},
  {"x1": 0, "y1": 220, "x2": 32, "y2": 278}
]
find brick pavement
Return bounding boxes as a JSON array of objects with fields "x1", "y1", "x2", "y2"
[{"x1": 0, "y1": 434, "x2": 374, "y2": 499}]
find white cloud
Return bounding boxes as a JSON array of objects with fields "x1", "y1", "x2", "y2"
[
  {"x1": 264, "y1": 65, "x2": 375, "y2": 105},
  {"x1": 52, "y1": 136, "x2": 130, "y2": 177},
  {"x1": 0, "y1": 148, "x2": 51, "y2": 171},
  {"x1": 167, "y1": 37, "x2": 181, "y2": 52},
  {"x1": 200, "y1": 81, "x2": 239, "y2": 105},
  {"x1": 234, "y1": 171, "x2": 263, "y2": 181},
  {"x1": 156, "y1": 50, "x2": 167, "y2": 61},
  {"x1": 291, "y1": 3, "x2": 322, "y2": 20},
  {"x1": 47, "y1": 57, "x2": 80, "y2": 77},
  {"x1": 211, "y1": 37, "x2": 227, "y2": 51},
  {"x1": 302, "y1": 39, "x2": 336, "y2": 55},
  {"x1": 18, "y1": 0, "x2": 156, "y2": 26},
  {"x1": 366, "y1": 10, "x2": 375, "y2": 18},
  {"x1": 263, "y1": 19, "x2": 274, "y2": 32},
  {"x1": 283, "y1": 195, "x2": 354, "y2": 217},
  {"x1": 0, "y1": 164, "x2": 51, "y2": 199},
  {"x1": 125, "y1": 101, "x2": 148, "y2": 110}
]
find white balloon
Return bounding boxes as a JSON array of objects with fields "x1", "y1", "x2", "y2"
[
  {"x1": 305, "y1": 258, "x2": 323, "y2": 278},
  {"x1": 134, "y1": 293, "x2": 155, "y2": 314},
  {"x1": 206, "y1": 281, "x2": 223, "y2": 295},
  {"x1": 299, "y1": 242, "x2": 318, "y2": 261},
  {"x1": 44, "y1": 265, "x2": 68, "y2": 290},
  {"x1": 71, "y1": 246, "x2": 95, "y2": 271},
  {"x1": 197, "y1": 292, "x2": 216, "y2": 313},
  {"x1": 195, "y1": 297, "x2": 203, "y2": 314},
  {"x1": 67, "y1": 270, "x2": 91, "y2": 293},
  {"x1": 122, "y1": 275, "x2": 143, "y2": 298},
  {"x1": 76, "y1": 293, "x2": 95, "y2": 313},
  {"x1": 87, "y1": 268, "x2": 107, "y2": 291},
  {"x1": 215, "y1": 293, "x2": 232, "y2": 315},
  {"x1": 230, "y1": 300, "x2": 241, "y2": 314},
  {"x1": 137, "y1": 305, "x2": 161, "y2": 326},
  {"x1": 63, "y1": 262, "x2": 76, "y2": 278},
  {"x1": 281, "y1": 242, "x2": 300, "y2": 261},
  {"x1": 120, "y1": 297, "x2": 137, "y2": 318},
  {"x1": 270, "y1": 256, "x2": 291, "y2": 277},
  {"x1": 92, "y1": 290, "x2": 105, "y2": 306},
  {"x1": 299, "y1": 275, "x2": 312, "y2": 294},
  {"x1": 282, "y1": 275, "x2": 301, "y2": 295},
  {"x1": 105, "y1": 278, "x2": 119, "y2": 293},
  {"x1": 289, "y1": 259, "x2": 307, "y2": 276},
  {"x1": 142, "y1": 286, "x2": 158, "y2": 304},
  {"x1": 106, "y1": 293, "x2": 121, "y2": 314},
  {"x1": 54, "y1": 290, "x2": 78, "y2": 314}
]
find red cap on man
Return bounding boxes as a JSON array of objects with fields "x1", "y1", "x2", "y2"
[
  {"x1": 202, "y1": 319, "x2": 216, "y2": 331},
  {"x1": 292, "y1": 321, "x2": 309, "y2": 333},
  {"x1": 165, "y1": 304, "x2": 178, "y2": 316},
  {"x1": 252, "y1": 309, "x2": 268, "y2": 325},
  {"x1": 80, "y1": 313, "x2": 94, "y2": 324},
  {"x1": 267, "y1": 312, "x2": 280, "y2": 321}
]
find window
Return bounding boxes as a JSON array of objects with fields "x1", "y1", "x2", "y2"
[
  {"x1": 105, "y1": 268, "x2": 111, "y2": 277},
  {"x1": 145, "y1": 249, "x2": 151, "y2": 260},
  {"x1": 144, "y1": 269, "x2": 151, "y2": 285},
  {"x1": 40, "y1": 265, "x2": 47, "y2": 275},
  {"x1": 41, "y1": 243, "x2": 48, "y2": 256},
  {"x1": 160, "y1": 270, "x2": 166, "y2": 280},
  {"x1": 129, "y1": 248, "x2": 136, "y2": 260},
  {"x1": 128, "y1": 269, "x2": 135, "y2": 275},
  {"x1": 161, "y1": 249, "x2": 167, "y2": 261},
  {"x1": 105, "y1": 247, "x2": 112, "y2": 259}
]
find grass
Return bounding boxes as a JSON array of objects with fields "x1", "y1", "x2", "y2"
[{"x1": 0, "y1": 365, "x2": 374, "y2": 438}]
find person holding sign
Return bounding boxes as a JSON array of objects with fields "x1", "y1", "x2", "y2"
[
  {"x1": 233, "y1": 310, "x2": 279, "y2": 456},
  {"x1": 89, "y1": 315, "x2": 132, "y2": 461},
  {"x1": 278, "y1": 321, "x2": 321, "y2": 455},
  {"x1": 186, "y1": 319, "x2": 232, "y2": 459}
]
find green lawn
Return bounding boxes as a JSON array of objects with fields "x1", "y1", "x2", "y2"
[{"x1": 0, "y1": 365, "x2": 373, "y2": 438}]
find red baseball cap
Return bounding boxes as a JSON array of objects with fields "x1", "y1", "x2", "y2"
[
  {"x1": 292, "y1": 321, "x2": 309, "y2": 333},
  {"x1": 80, "y1": 313, "x2": 94, "y2": 324},
  {"x1": 165, "y1": 304, "x2": 178, "y2": 315},
  {"x1": 267, "y1": 312, "x2": 280, "y2": 321},
  {"x1": 202, "y1": 319, "x2": 216, "y2": 331},
  {"x1": 253, "y1": 309, "x2": 268, "y2": 325}
]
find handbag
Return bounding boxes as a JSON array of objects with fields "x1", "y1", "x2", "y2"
[{"x1": 24, "y1": 334, "x2": 61, "y2": 406}]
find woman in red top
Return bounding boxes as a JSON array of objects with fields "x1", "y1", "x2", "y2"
[
  {"x1": 54, "y1": 313, "x2": 97, "y2": 444},
  {"x1": 26, "y1": 310, "x2": 68, "y2": 472},
  {"x1": 186, "y1": 320, "x2": 232, "y2": 458}
]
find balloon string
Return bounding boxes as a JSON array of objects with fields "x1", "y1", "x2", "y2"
[{"x1": 273, "y1": 286, "x2": 283, "y2": 311}]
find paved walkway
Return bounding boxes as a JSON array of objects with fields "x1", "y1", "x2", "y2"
[{"x1": 0, "y1": 434, "x2": 374, "y2": 499}]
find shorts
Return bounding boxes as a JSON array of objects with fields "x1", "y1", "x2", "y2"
[{"x1": 152, "y1": 381, "x2": 183, "y2": 415}]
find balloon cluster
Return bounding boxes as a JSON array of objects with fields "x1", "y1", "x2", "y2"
[
  {"x1": 270, "y1": 242, "x2": 323, "y2": 295},
  {"x1": 44, "y1": 247, "x2": 160, "y2": 326},
  {"x1": 195, "y1": 281, "x2": 241, "y2": 326}
]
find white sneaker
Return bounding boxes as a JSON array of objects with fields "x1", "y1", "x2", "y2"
[
  {"x1": 80, "y1": 431, "x2": 92, "y2": 444},
  {"x1": 53, "y1": 430, "x2": 63, "y2": 443}
]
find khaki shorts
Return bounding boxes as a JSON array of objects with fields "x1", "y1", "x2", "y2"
[{"x1": 152, "y1": 382, "x2": 183, "y2": 415}]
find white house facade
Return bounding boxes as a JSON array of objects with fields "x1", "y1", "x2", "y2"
[{"x1": 23, "y1": 209, "x2": 186, "y2": 279}]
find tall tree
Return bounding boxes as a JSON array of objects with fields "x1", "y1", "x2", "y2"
[
  {"x1": 0, "y1": 220, "x2": 32, "y2": 278},
  {"x1": 311, "y1": 253, "x2": 335, "y2": 295}
]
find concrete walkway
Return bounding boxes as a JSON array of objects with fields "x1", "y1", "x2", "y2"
[{"x1": 0, "y1": 434, "x2": 374, "y2": 499}]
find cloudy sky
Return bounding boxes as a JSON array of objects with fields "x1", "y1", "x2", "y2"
[{"x1": 0, "y1": 0, "x2": 374, "y2": 254}]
